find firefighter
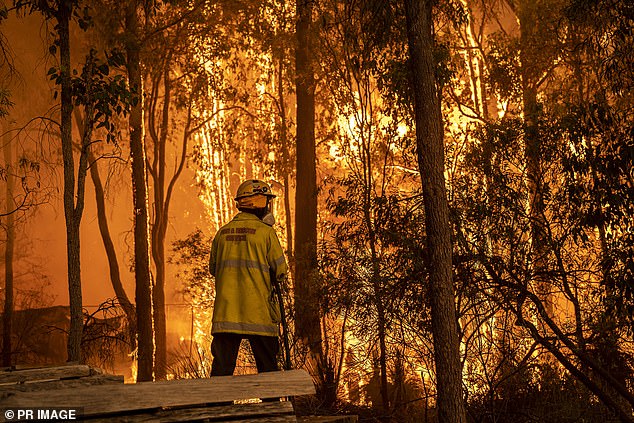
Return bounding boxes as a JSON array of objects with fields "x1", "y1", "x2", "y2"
[{"x1": 208, "y1": 179, "x2": 288, "y2": 376}]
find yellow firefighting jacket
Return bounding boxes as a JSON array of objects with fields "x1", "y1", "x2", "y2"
[{"x1": 209, "y1": 212, "x2": 288, "y2": 336}]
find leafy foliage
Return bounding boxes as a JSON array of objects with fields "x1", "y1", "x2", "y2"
[
  {"x1": 45, "y1": 48, "x2": 131, "y2": 145},
  {"x1": 170, "y1": 229, "x2": 214, "y2": 310},
  {"x1": 3, "y1": 0, "x2": 634, "y2": 419}
]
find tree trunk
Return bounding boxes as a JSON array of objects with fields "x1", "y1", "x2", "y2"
[
  {"x1": 71, "y1": 106, "x2": 138, "y2": 348},
  {"x1": 294, "y1": 0, "x2": 322, "y2": 361},
  {"x1": 276, "y1": 54, "x2": 295, "y2": 281},
  {"x1": 147, "y1": 59, "x2": 191, "y2": 380},
  {"x1": 88, "y1": 150, "x2": 137, "y2": 350},
  {"x1": 404, "y1": 0, "x2": 467, "y2": 422},
  {"x1": 125, "y1": 0, "x2": 154, "y2": 382},
  {"x1": 2, "y1": 125, "x2": 14, "y2": 367},
  {"x1": 151, "y1": 247, "x2": 167, "y2": 380},
  {"x1": 149, "y1": 64, "x2": 171, "y2": 381},
  {"x1": 370, "y1": 248, "x2": 390, "y2": 414},
  {"x1": 58, "y1": 2, "x2": 83, "y2": 364},
  {"x1": 365, "y1": 185, "x2": 390, "y2": 414},
  {"x1": 518, "y1": 0, "x2": 552, "y2": 318}
]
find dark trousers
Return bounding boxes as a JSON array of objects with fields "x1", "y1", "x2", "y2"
[{"x1": 210, "y1": 332, "x2": 279, "y2": 376}]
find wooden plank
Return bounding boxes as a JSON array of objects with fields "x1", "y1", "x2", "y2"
[
  {"x1": 0, "y1": 364, "x2": 92, "y2": 385},
  {"x1": 86, "y1": 401, "x2": 296, "y2": 422},
  {"x1": 0, "y1": 370, "x2": 315, "y2": 417},
  {"x1": 220, "y1": 418, "x2": 295, "y2": 422},
  {"x1": 0, "y1": 374, "x2": 124, "y2": 394},
  {"x1": 298, "y1": 416, "x2": 358, "y2": 423}
]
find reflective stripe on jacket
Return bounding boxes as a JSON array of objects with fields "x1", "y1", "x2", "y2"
[{"x1": 209, "y1": 212, "x2": 288, "y2": 336}]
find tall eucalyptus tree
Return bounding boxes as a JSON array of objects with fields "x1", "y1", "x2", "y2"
[
  {"x1": 405, "y1": 0, "x2": 467, "y2": 421},
  {"x1": 124, "y1": 0, "x2": 154, "y2": 381},
  {"x1": 295, "y1": 0, "x2": 323, "y2": 366}
]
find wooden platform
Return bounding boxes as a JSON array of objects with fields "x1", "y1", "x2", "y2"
[{"x1": 0, "y1": 365, "x2": 315, "y2": 422}]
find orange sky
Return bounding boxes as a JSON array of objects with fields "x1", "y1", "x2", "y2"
[{"x1": 3, "y1": 13, "x2": 210, "y2": 312}]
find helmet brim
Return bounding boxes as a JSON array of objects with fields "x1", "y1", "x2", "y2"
[{"x1": 234, "y1": 192, "x2": 276, "y2": 201}]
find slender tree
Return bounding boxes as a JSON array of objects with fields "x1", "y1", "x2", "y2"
[
  {"x1": 275, "y1": 50, "x2": 295, "y2": 282},
  {"x1": 56, "y1": 0, "x2": 86, "y2": 362},
  {"x1": 144, "y1": 3, "x2": 223, "y2": 378},
  {"x1": 89, "y1": 150, "x2": 137, "y2": 348},
  {"x1": 146, "y1": 57, "x2": 193, "y2": 380},
  {"x1": 125, "y1": 0, "x2": 154, "y2": 381},
  {"x1": 404, "y1": 0, "x2": 467, "y2": 421},
  {"x1": 146, "y1": 45, "x2": 173, "y2": 381},
  {"x1": 72, "y1": 108, "x2": 138, "y2": 349},
  {"x1": 295, "y1": 0, "x2": 323, "y2": 363},
  {"x1": 19, "y1": 0, "x2": 100, "y2": 365}
]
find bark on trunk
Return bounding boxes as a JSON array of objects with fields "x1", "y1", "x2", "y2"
[
  {"x1": 404, "y1": 0, "x2": 467, "y2": 421},
  {"x1": 59, "y1": 2, "x2": 83, "y2": 364},
  {"x1": 277, "y1": 54, "x2": 295, "y2": 281},
  {"x1": 149, "y1": 65, "x2": 171, "y2": 381},
  {"x1": 294, "y1": 0, "x2": 322, "y2": 360},
  {"x1": 126, "y1": 0, "x2": 154, "y2": 382}
]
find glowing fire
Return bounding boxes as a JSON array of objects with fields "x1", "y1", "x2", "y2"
[{"x1": 128, "y1": 350, "x2": 137, "y2": 383}]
